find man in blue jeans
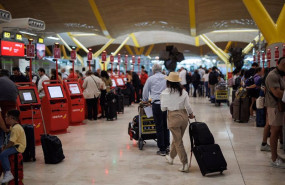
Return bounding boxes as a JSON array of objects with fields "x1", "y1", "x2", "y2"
[
  {"x1": 142, "y1": 64, "x2": 170, "y2": 156},
  {"x1": 0, "y1": 110, "x2": 26, "y2": 183}
]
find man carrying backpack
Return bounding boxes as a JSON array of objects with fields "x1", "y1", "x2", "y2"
[{"x1": 209, "y1": 67, "x2": 219, "y2": 98}]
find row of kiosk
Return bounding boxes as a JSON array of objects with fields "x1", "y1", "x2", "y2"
[
  {"x1": 16, "y1": 80, "x2": 85, "y2": 145},
  {"x1": 16, "y1": 74, "x2": 128, "y2": 145}
]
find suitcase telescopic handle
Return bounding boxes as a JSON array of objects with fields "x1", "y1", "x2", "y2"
[{"x1": 39, "y1": 107, "x2": 47, "y2": 135}]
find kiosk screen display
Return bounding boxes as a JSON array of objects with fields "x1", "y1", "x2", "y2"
[
  {"x1": 48, "y1": 86, "x2": 64, "y2": 98},
  {"x1": 112, "y1": 79, "x2": 116, "y2": 87},
  {"x1": 18, "y1": 89, "x2": 38, "y2": 104},
  {"x1": 69, "y1": 83, "x2": 80, "y2": 94},
  {"x1": 117, "y1": 78, "x2": 124, "y2": 86},
  {"x1": 124, "y1": 78, "x2": 127, "y2": 82}
]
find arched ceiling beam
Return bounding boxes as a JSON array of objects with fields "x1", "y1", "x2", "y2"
[
  {"x1": 189, "y1": 0, "x2": 196, "y2": 36},
  {"x1": 88, "y1": 0, "x2": 111, "y2": 38}
]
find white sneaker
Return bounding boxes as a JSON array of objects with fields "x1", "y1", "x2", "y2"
[
  {"x1": 271, "y1": 158, "x2": 285, "y2": 169},
  {"x1": 1, "y1": 171, "x2": 14, "y2": 183},
  {"x1": 178, "y1": 163, "x2": 189, "y2": 173},
  {"x1": 260, "y1": 144, "x2": 271, "y2": 152},
  {"x1": 165, "y1": 155, "x2": 173, "y2": 165}
]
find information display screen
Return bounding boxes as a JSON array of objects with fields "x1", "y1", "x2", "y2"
[
  {"x1": 18, "y1": 89, "x2": 38, "y2": 104},
  {"x1": 1, "y1": 40, "x2": 25, "y2": 57},
  {"x1": 36, "y1": 43, "x2": 45, "y2": 60},
  {"x1": 112, "y1": 79, "x2": 116, "y2": 87},
  {"x1": 68, "y1": 83, "x2": 80, "y2": 95},
  {"x1": 124, "y1": 78, "x2": 127, "y2": 82},
  {"x1": 116, "y1": 78, "x2": 125, "y2": 86},
  {"x1": 48, "y1": 86, "x2": 64, "y2": 98}
]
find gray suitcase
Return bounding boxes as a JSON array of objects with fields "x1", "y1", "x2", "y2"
[{"x1": 233, "y1": 97, "x2": 250, "y2": 123}]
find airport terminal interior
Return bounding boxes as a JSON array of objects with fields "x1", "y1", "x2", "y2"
[{"x1": 0, "y1": 0, "x2": 285, "y2": 184}]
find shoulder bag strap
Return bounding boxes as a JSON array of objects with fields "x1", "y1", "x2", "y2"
[{"x1": 91, "y1": 76, "x2": 100, "y2": 90}]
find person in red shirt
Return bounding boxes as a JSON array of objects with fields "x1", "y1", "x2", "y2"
[
  {"x1": 68, "y1": 68, "x2": 78, "y2": 80},
  {"x1": 140, "y1": 70, "x2": 148, "y2": 98}
]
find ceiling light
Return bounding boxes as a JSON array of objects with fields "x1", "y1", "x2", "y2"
[
  {"x1": 47, "y1": 36, "x2": 60, "y2": 40},
  {"x1": 212, "y1": 29, "x2": 259, "y2": 33},
  {"x1": 71, "y1": 33, "x2": 97, "y2": 37},
  {"x1": 19, "y1": 31, "x2": 37, "y2": 36}
]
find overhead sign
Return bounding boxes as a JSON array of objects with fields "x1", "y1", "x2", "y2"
[
  {"x1": 71, "y1": 50, "x2": 76, "y2": 60},
  {"x1": 3, "y1": 31, "x2": 11, "y2": 39},
  {"x1": 102, "y1": 51, "x2": 107, "y2": 61},
  {"x1": 118, "y1": 54, "x2": 121, "y2": 63},
  {"x1": 87, "y1": 51, "x2": 92, "y2": 61},
  {"x1": 16, "y1": 34, "x2": 23, "y2": 41},
  {"x1": 26, "y1": 44, "x2": 35, "y2": 58},
  {"x1": 132, "y1": 56, "x2": 135, "y2": 64},
  {"x1": 36, "y1": 43, "x2": 45, "y2": 60},
  {"x1": 0, "y1": 40, "x2": 25, "y2": 57},
  {"x1": 53, "y1": 47, "x2": 61, "y2": 59},
  {"x1": 125, "y1": 55, "x2": 128, "y2": 64},
  {"x1": 110, "y1": 55, "x2": 114, "y2": 63},
  {"x1": 38, "y1": 38, "x2": 44, "y2": 44},
  {"x1": 138, "y1": 57, "x2": 141, "y2": 64}
]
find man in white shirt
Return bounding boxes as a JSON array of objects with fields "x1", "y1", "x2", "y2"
[
  {"x1": 61, "y1": 68, "x2": 68, "y2": 80},
  {"x1": 198, "y1": 66, "x2": 205, "y2": 96},
  {"x1": 202, "y1": 70, "x2": 210, "y2": 97},
  {"x1": 37, "y1": 68, "x2": 50, "y2": 98},
  {"x1": 179, "y1": 67, "x2": 188, "y2": 92}
]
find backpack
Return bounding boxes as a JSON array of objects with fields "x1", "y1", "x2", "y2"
[
  {"x1": 209, "y1": 71, "x2": 218, "y2": 85},
  {"x1": 186, "y1": 73, "x2": 192, "y2": 84}
]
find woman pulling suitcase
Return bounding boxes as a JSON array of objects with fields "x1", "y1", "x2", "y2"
[{"x1": 160, "y1": 72, "x2": 195, "y2": 172}]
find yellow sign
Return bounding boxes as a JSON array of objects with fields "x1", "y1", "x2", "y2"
[
  {"x1": 38, "y1": 38, "x2": 44, "y2": 43},
  {"x1": 3, "y1": 32, "x2": 11, "y2": 39},
  {"x1": 16, "y1": 34, "x2": 22, "y2": 41}
]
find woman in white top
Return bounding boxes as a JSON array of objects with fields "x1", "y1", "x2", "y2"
[
  {"x1": 203, "y1": 69, "x2": 210, "y2": 98},
  {"x1": 160, "y1": 72, "x2": 195, "y2": 173}
]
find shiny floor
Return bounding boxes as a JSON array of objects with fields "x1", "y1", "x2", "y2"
[{"x1": 23, "y1": 98, "x2": 284, "y2": 185}]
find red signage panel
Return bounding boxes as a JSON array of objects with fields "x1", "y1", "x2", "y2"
[
  {"x1": 0, "y1": 40, "x2": 25, "y2": 57},
  {"x1": 53, "y1": 47, "x2": 61, "y2": 59},
  {"x1": 26, "y1": 44, "x2": 35, "y2": 58},
  {"x1": 87, "y1": 51, "x2": 92, "y2": 61},
  {"x1": 118, "y1": 54, "x2": 121, "y2": 63},
  {"x1": 102, "y1": 51, "x2": 107, "y2": 61},
  {"x1": 71, "y1": 50, "x2": 76, "y2": 60},
  {"x1": 110, "y1": 55, "x2": 114, "y2": 63}
]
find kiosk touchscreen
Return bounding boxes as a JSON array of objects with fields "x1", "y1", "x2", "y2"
[
  {"x1": 68, "y1": 83, "x2": 80, "y2": 94},
  {"x1": 124, "y1": 77, "x2": 127, "y2": 82},
  {"x1": 116, "y1": 78, "x2": 125, "y2": 86},
  {"x1": 18, "y1": 89, "x2": 38, "y2": 104},
  {"x1": 112, "y1": 79, "x2": 117, "y2": 88},
  {"x1": 48, "y1": 86, "x2": 64, "y2": 98}
]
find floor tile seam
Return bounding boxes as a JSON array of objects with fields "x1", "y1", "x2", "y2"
[{"x1": 219, "y1": 106, "x2": 247, "y2": 185}]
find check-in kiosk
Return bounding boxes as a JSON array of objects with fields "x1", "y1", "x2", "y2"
[
  {"x1": 63, "y1": 80, "x2": 85, "y2": 125},
  {"x1": 16, "y1": 83, "x2": 43, "y2": 145},
  {"x1": 111, "y1": 78, "x2": 117, "y2": 89},
  {"x1": 115, "y1": 77, "x2": 126, "y2": 88},
  {"x1": 41, "y1": 80, "x2": 69, "y2": 134}
]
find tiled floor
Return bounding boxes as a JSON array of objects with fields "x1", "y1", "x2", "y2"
[{"x1": 23, "y1": 97, "x2": 285, "y2": 185}]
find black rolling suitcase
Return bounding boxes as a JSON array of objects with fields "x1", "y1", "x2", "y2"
[
  {"x1": 105, "y1": 92, "x2": 118, "y2": 121},
  {"x1": 40, "y1": 108, "x2": 65, "y2": 164},
  {"x1": 117, "y1": 94, "x2": 124, "y2": 113},
  {"x1": 189, "y1": 121, "x2": 227, "y2": 176},
  {"x1": 22, "y1": 124, "x2": 36, "y2": 162}
]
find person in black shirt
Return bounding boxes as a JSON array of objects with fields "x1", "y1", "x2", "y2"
[
  {"x1": 132, "y1": 71, "x2": 141, "y2": 103},
  {"x1": 10, "y1": 67, "x2": 28, "y2": 83}
]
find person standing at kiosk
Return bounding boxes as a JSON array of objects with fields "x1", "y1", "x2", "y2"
[
  {"x1": 0, "y1": 69, "x2": 18, "y2": 120},
  {"x1": 83, "y1": 71, "x2": 102, "y2": 121},
  {"x1": 38, "y1": 68, "x2": 50, "y2": 98}
]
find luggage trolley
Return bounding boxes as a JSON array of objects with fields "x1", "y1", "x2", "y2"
[
  {"x1": 215, "y1": 84, "x2": 229, "y2": 106},
  {"x1": 137, "y1": 102, "x2": 157, "y2": 150}
]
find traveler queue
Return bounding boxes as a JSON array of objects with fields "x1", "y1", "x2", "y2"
[{"x1": 3, "y1": 66, "x2": 150, "y2": 121}]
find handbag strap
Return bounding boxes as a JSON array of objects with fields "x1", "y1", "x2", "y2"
[{"x1": 91, "y1": 76, "x2": 100, "y2": 90}]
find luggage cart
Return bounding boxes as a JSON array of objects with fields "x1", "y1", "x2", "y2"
[
  {"x1": 137, "y1": 102, "x2": 157, "y2": 150},
  {"x1": 215, "y1": 89, "x2": 229, "y2": 106}
]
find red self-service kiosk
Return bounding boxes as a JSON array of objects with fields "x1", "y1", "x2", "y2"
[
  {"x1": 63, "y1": 80, "x2": 85, "y2": 125},
  {"x1": 16, "y1": 83, "x2": 44, "y2": 145},
  {"x1": 41, "y1": 80, "x2": 69, "y2": 134}
]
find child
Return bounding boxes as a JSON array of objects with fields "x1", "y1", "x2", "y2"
[{"x1": 0, "y1": 110, "x2": 26, "y2": 183}]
